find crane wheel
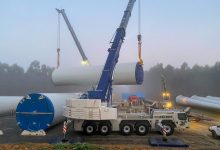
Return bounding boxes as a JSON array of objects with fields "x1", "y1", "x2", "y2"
[
  {"x1": 120, "y1": 123, "x2": 133, "y2": 136},
  {"x1": 98, "y1": 122, "x2": 111, "y2": 136},
  {"x1": 161, "y1": 122, "x2": 174, "y2": 136},
  {"x1": 135, "y1": 123, "x2": 149, "y2": 136},
  {"x1": 83, "y1": 122, "x2": 96, "y2": 136}
]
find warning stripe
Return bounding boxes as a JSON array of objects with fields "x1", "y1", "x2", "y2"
[
  {"x1": 162, "y1": 128, "x2": 167, "y2": 135},
  {"x1": 63, "y1": 127, "x2": 67, "y2": 134},
  {"x1": 63, "y1": 122, "x2": 67, "y2": 134}
]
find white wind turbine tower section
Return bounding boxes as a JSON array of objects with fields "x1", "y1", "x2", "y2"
[{"x1": 0, "y1": 96, "x2": 22, "y2": 115}]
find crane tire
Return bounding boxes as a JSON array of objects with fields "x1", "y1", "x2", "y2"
[
  {"x1": 162, "y1": 122, "x2": 174, "y2": 136},
  {"x1": 83, "y1": 122, "x2": 96, "y2": 136},
  {"x1": 120, "y1": 123, "x2": 133, "y2": 136},
  {"x1": 135, "y1": 123, "x2": 149, "y2": 136},
  {"x1": 98, "y1": 122, "x2": 111, "y2": 136}
]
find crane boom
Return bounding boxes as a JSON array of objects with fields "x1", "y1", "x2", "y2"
[
  {"x1": 56, "y1": 9, "x2": 89, "y2": 65},
  {"x1": 88, "y1": 0, "x2": 143, "y2": 102}
]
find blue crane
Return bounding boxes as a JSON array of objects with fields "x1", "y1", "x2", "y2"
[{"x1": 87, "y1": 0, "x2": 143, "y2": 103}]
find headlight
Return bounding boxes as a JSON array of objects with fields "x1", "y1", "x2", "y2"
[{"x1": 209, "y1": 126, "x2": 213, "y2": 131}]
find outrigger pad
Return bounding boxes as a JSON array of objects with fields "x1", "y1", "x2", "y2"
[{"x1": 149, "y1": 137, "x2": 189, "y2": 147}]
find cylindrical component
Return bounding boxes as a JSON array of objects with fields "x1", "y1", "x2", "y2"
[
  {"x1": 0, "y1": 96, "x2": 23, "y2": 115},
  {"x1": 176, "y1": 95, "x2": 220, "y2": 110},
  {"x1": 52, "y1": 62, "x2": 144, "y2": 86},
  {"x1": 191, "y1": 95, "x2": 220, "y2": 104},
  {"x1": 16, "y1": 93, "x2": 80, "y2": 131},
  {"x1": 206, "y1": 96, "x2": 220, "y2": 101}
]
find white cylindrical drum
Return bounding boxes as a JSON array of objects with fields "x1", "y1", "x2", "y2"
[
  {"x1": 176, "y1": 95, "x2": 220, "y2": 110},
  {"x1": 52, "y1": 62, "x2": 143, "y2": 86},
  {"x1": 0, "y1": 96, "x2": 22, "y2": 115},
  {"x1": 206, "y1": 96, "x2": 220, "y2": 101},
  {"x1": 191, "y1": 95, "x2": 220, "y2": 105}
]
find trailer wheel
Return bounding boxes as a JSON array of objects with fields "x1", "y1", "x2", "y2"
[
  {"x1": 83, "y1": 122, "x2": 96, "y2": 135},
  {"x1": 99, "y1": 123, "x2": 111, "y2": 136},
  {"x1": 162, "y1": 123, "x2": 174, "y2": 136},
  {"x1": 135, "y1": 123, "x2": 149, "y2": 136},
  {"x1": 120, "y1": 124, "x2": 133, "y2": 136}
]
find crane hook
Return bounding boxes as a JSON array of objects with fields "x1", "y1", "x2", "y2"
[
  {"x1": 137, "y1": 0, "x2": 143, "y2": 65},
  {"x1": 56, "y1": 11, "x2": 61, "y2": 68}
]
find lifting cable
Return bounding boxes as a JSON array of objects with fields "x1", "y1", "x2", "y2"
[
  {"x1": 137, "y1": 0, "x2": 143, "y2": 65},
  {"x1": 56, "y1": 12, "x2": 61, "y2": 68}
]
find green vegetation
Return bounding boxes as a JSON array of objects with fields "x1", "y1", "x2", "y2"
[{"x1": 51, "y1": 143, "x2": 105, "y2": 150}]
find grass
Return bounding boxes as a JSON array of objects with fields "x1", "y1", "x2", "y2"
[{"x1": 51, "y1": 143, "x2": 105, "y2": 150}]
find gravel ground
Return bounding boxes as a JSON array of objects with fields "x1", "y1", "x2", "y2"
[{"x1": 0, "y1": 116, "x2": 219, "y2": 149}]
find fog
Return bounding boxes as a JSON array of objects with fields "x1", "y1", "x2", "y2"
[{"x1": 1, "y1": 60, "x2": 220, "y2": 103}]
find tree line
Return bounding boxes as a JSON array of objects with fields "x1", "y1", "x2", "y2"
[
  {"x1": 0, "y1": 60, "x2": 87, "y2": 96},
  {"x1": 0, "y1": 60, "x2": 220, "y2": 101},
  {"x1": 137, "y1": 62, "x2": 220, "y2": 101}
]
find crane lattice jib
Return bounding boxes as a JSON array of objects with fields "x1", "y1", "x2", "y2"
[
  {"x1": 88, "y1": 0, "x2": 138, "y2": 102},
  {"x1": 56, "y1": 9, "x2": 88, "y2": 62}
]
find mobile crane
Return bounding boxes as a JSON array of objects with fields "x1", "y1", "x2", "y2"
[
  {"x1": 63, "y1": 0, "x2": 189, "y2": 136},
  {"x1": 56, "y1": 9, "x2": 89, "y2": 66}
]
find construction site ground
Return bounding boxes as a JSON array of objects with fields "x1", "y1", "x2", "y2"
[{"x1": 0, "y1": 115, "x2": 219, "y2": 150}]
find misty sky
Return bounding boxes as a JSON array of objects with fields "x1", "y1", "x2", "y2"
[{"x1": 0, "y1": 0, "x2": 220, "y2": 70}]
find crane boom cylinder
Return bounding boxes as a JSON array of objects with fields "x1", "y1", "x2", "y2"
[{"x1": 56, "y1": 9, "x2": 89, "y2": 64}]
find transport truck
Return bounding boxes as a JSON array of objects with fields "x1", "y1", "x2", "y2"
[{"x1": 63, "y1": 99, "x2": 189, "y2": 136}]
